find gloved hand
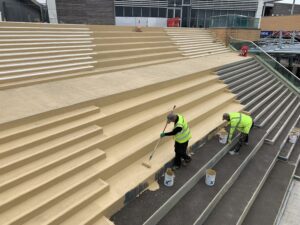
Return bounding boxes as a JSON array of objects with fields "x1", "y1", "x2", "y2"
[{"x1": 160, "y1": 132, "x2": 166, "y2": 138}]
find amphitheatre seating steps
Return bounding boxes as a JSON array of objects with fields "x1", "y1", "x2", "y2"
[
  {"x1": 165, "y1": 28, "x2": 231, "y2": 58},
  {"x1": 0, "y1": 61, "x2": 243, "y2": 224},
  {"x1": 111, "y1": 57, "x2": 300, "y2": 225}
]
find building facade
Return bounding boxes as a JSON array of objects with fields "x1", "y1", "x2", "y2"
[
  {"x1": 0, "y1": 0, "x2": 47, "y2": 22},
  {"x1": 115, "y1": 0, "x2": 258, "y2": 27},
  {"x1": 55, "y1": 0, "x2": 115, "y2": 25}
]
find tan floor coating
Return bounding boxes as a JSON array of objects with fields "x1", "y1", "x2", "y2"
[{"x1": 0, "y1": 52, "x2": 247, "y2": 125}]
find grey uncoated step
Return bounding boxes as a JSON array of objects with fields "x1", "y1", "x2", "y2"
[
  {"x1": 217, "y1": 59, "x2": 255, "y2": 75},
  {"x1": 278, "y1": 116, "x2": 300, "y2": 160},
  {"x1": 242, "y1": 160, "x2": 296, "y2": 225},
  {"x1": 265, "y1": 103, "x2": 300, "y2": 144}
]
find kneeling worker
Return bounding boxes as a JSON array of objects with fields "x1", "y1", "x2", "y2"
[
  {"x1": 223, "y1": 112, "x2": 253, "y2": 155},
  {"x1": 160, "y1": 113, "x2": 192, "y2": 170}
]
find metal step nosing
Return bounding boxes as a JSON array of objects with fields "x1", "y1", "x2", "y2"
[
  {"x1": 266, "y1": 103, "x2": 300, "y2": 144},
  {"x1": 217, "y1": 58, "x2": 255, "y2": 74},
  {"x1": 265, "y1": 96, "x2": 298, "y2": 134},
  {"x1": 254, "y1": 90, "x2": 290, "y2": 123},
  {"x1": 217, "y1": 60, "x2": 256, "y2": 75},
  {"x1": 283, "y1": 139, "x2": 299, "y2": 160},
  {"x1": 222, "y1": 67, "x2": 263, "y2": 83},
  {"x1": 220, "y1": 64, "x2": 261, "y2": 80},
  {"x1": 240, "y1": 79, "x2": 276, "y2": 103},
  {"x1": 236, "y1": 76, "x2": 272, "y2": 96},
  {"x1": 231, "y1": 73, "x2": 270, "y2": 92},
  {"x1": 193, "y1": 131, "x2": 268, "y2": 225},
  {"x1": 248, "y1": 85, "x2": 284, "y2": 113},
  {"x1": 142, "y1": 138, "x2": 239, "y2": 225}
]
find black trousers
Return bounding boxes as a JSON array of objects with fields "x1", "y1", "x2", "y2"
[
  {"x1": 233, "y1": 124, "x2": 253, "y2": 153},
  {"x1": 174, "y1": 141, "x2": 191, "y2": 167}
]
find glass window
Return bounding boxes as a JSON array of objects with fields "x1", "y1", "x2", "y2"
[
  {"x1": 168, "y1": 9, "x2": 174, "y2": 18},
  {"x1": 151, "y1": 8, "x2": 159, "y2": 17},
  {"x1": 115, "y1": 7, "x2": 123, "y2": 17},
  {"x1": 124, "y1": 7, "x2": 132, "y2": 17},
  {"x1": 159, "y1": 8, "x2": 167, "y2": 18},
  {"x1": 133, "y1": 7, "x2": 142, "y2": 17},
  {"x1": 142, "y1": 7, "x2": 150, "y2": 17},
  {"x1": 183, "y1": 0, "x2": 191, "y2": 5}
]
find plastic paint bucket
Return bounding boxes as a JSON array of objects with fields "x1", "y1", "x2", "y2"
[
  {"x1": 219, "y1": 130, "x2": 228, "y2": 144},
  {"x1": 205, "y1": 169, "x2": 216, "y2": 186},
  {"x1": 164, "y1": 168, "x2": 175, "y2": 187},
  {"x1": 289, "y1": 133, "x2": 297, "y2": 144}
]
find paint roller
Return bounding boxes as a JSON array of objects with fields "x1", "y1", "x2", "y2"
[{"x1": 142, "y1": 105, "x2": 176, "y2": 169}]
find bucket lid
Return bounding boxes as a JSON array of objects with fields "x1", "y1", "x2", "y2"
[{"x1": 207, "y1": 169, "x2": 216, "y2": 175}]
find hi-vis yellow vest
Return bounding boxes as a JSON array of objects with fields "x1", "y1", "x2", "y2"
[
  {"x1": 174, "y1": 114, "x2": 192, "y2": 143},
  {"x1": 228, "y1": 112, "x2": 253, "y2": 141}
]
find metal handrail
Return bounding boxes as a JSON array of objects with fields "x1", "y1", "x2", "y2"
[{"x1": 229, "y1": 36, "x2": 300, "y2": 83}]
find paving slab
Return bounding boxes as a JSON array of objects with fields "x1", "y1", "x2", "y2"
[{"x1": 0, "y1": 53, "x2": 246, "y2": 125}]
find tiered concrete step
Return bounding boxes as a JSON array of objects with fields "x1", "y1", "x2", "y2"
[
  {"x1": 90, "y1": 26, "x2": 183, "y2": 70},
  {"x1": 242, "y1": 140, "x2": 300, "y2": 225},
  {"x1": 0, "y1": 22, "x2": 97, "y2": 86},
  {"x1": 0, "y1": 68, "x2": 243, "y2": 224},
  {"x1": 198, "y1": 59, "x2": 300, "y2": 225},
  {"x1": 151, "y1": 58, "x2": 299, "y2": 225},
  {"x1": 165, "y1": 28, "x2": 231, "y2": 58}
]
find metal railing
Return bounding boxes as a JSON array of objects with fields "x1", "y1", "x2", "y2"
[
  {"x1": 229, "y1": 37, "x2": 300, "y2": 93},
  {"x1": 210, "y1": 14, "x2": 259, "y2": 29}
]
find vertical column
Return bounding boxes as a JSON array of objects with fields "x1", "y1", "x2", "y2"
[
  {"x1": 47, "y1": 0, "x2": 58, "y2": 23},
  {"x1": 255, "y1": 0, "x2": 265, "y2": 28}
]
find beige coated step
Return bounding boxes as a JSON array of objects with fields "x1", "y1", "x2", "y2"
[
  {"x1": 0, "y1": 57, "x2": 182, "y2": 90},
  {"x1": 179, "y1": 43, "x2": 225, "y2": 50},
  {"x1": 0, "y1": 52, "x2": 96, "y2": 64},
  {"x1": 0, "y1": 45, "x2": 95, "y2": 53},
  {"x1": 0, "y1": 159, "x2": 108, "y2": 225},
  {"x1": 0, "y1": 48, "x2": 94, "y2": 59},
  {"x1": 0, "y1": 57, "x2": 94, "y2": 71},
  {"x1": 96, "y1": 51, "x2": 182, "y2": 68},
  {"x1": 0, "y1": 65, "x2": 95, "y2": 85},
  {"x1": 182, "y1": 46, "x2": 228, "y2": 54},
  {"x1": 50, "y1": 101, "x2": 244, "y2": 225},
  {"x1": 0, "y1": 126, "x2": 103, "y2": 177},
  {"x1": 93, "y1": 31, "x2": 168, "y2": 37},
  {"x1": 94, "y1": 41, "x2": 174, "y2": 51},
  {"x1": 0, "y1": 113, "x2": 104, "y2": 157},
  {"x1": 0, "y1": 30, "x2": 92, "y2": 34},
  {"x1": 0, "y1": 38, "x2": 94, "y2": 42},
  {"x1": 98, "y1": 74, "x2": 219, "y2": 123},
  {"x1": 97, "y1": 83, "x2": 227, "y2": 150},
  {"x1": 96, "y1": 46, "x2": 179, "y2": 59},
  {"x1": 0, "y1": 41, "x2": 93, "y2": 48},
  {"x1": 187, "y1": 49, "x2": 232, "y2": 58},
  {"x1": 0, "y1": 105, "x2": 100, "y2": 142},
  {"x1": 94, "y1": 36, "x2": 171, "y2": 44},
  {"x1": 0, "y1": 61, "x2": 97, "y2": 78}
]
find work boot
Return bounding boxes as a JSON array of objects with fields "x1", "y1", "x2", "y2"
[{"x1": 229, "y1": 149, "x2": 240, "y2": 155}]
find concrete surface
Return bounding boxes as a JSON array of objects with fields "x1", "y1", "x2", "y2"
[
  {"x1": 279, "y1": 180, "x2": 300, "y2": 225},
  {"x1": 0, "y1": 52, "x2": 246, "y2": 125}
]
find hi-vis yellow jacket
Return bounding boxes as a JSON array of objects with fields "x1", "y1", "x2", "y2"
[
  {"x1": 174, "y1": 114, "x2": 192, "y2": 143},
  {"x1": 228, "y1": 112, "x2": 253, "y2": 141}
]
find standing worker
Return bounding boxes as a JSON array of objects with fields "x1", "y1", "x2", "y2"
[
  {"x1": 160, "y1": 113, "x2": 192, "y2": 170},
  {"x1": 223, "y1": 112, "x2": 253, "y2": 155}
]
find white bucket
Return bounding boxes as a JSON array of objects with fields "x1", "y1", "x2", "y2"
[
  {"x1": 289, "y1": 134, "x2": 297, "y2": 144},
  {"x1": 205, "y1": 169, "x2": 216, "y2": 186},
  {"x1": 219, "y1": 132, "x2": 228, "y2": 144},
  {"x1": 164, "y1": 168, "x2": 175, "y2": 187}
]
